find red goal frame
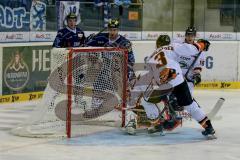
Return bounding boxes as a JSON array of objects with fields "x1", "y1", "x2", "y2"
[{"x1": 66, "y1": 48, "x2": 128, "y2": 138}]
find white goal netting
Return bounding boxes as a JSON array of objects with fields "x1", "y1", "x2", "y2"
[{"x1": 11, "y1": 47, "x2": 128, "y2": 138}]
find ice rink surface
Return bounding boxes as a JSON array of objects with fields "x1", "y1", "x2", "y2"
[{"x1": 0, "y1": 90, "x2": 240, "y2": 160}]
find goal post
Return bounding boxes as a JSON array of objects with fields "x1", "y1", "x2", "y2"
[
  {"x1": 65, "y1": 48, "x2": 128, "y2": 138},
  {"x1": 11, "y1": 47, "x2": 128, "y2": 138}
]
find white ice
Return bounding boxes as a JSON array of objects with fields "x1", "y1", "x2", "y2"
[{"x1": 0, "y1": 90, "x2": 240, "y2": 160}]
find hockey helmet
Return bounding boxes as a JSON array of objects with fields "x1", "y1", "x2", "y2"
[
  {"x1": 108, "y1": 19, "x2": 120, "y2": 28},
  {"x1": 66, "y1": 13, "x2": 77, "y2": 20},
  {"x1": 185, "y1": 27, "x2": 197, "y2": 36},
  {"x1": 156, "y1": 35, "x2": 171, "y2": 48}
]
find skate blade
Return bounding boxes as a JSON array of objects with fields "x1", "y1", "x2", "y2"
[
  {"x1": 126, "y1": 127, "x2": 136, "y2": 135},
  {"x1": 204, "y1": 134, "x2": 217, "y2": 140},
  {"x1": 121, "y1": 127, "x2": 148, "y2": 135}
]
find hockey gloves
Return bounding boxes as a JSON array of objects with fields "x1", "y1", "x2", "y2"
[
  {"x1": 193, "y1": 73, "x2": 201, "y2": 85},
  {"x1": 197, "y1": 39, "x2": 211, "y2": 51},
  {"x1": 159, "y1": 68, "x2": 177, "y2": 84}
]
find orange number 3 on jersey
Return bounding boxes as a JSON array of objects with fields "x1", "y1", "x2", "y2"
[{"x1": 154, "y1": 51, "x2": 167, "y2": 68}]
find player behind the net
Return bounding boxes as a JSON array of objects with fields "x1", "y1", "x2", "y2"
[
  {"x1": 52, "y1": 13, "x2": 86, "y2": 48},
  {"x1": 85, "y1": 19, "x2": 135, "y2": 80},
  {"x1": 127, "y1": 35, "x2": 215, "y2": 138}
]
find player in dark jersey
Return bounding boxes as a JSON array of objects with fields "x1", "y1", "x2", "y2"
[
  {"x1": 86, "y1": 19, "x2": 135, "y2": 79},
  {"x1": 53, "y1": 13, "x2": 85, "y2": 48}
]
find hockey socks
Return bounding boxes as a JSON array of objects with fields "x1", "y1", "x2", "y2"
[{"x1": 199, "y1": 117, "x2": 216, "y2": 136}]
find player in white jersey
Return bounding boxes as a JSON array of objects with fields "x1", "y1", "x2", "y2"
[
  {"x1": 127, "y1": 35, "x2": 215, "y2": 137},
  {"x1": 176, "y1": 27, "x2": 210, "y2": 94}
]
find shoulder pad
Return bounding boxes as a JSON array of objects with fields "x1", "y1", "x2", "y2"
[
  {"x1": 120, "y1": 36, "x2": 131, "y2": 46},
  {"x1": 57, "y1": 29, "x2": 64, "y2": 36}
]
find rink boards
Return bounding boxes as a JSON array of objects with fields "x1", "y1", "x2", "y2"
[{"x1": 1, "y1": 41, "x2": 240, "y2": 104}]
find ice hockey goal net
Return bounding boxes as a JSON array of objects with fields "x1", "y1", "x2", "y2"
[{"x1": 11, "y1": 47, "x2": 128, "y2": 138}]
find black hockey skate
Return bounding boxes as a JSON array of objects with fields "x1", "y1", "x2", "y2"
[
  {"x1": 202, "y1": 126, "x2": 217, "y2": 139},
  {"x1": 163, "y1": 117, "x2": 182, "y2": 131},
  {"x1": 148, "y1": 124, "x2": 164, "y2": 135}
]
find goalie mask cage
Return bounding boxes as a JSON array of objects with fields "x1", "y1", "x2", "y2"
[{"x1": 11, "y1": 47, "x2": 128, "y2": 138}]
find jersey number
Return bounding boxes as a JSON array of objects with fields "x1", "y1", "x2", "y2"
[
  {"x1": 69, "y1": 6, "x2": 77, "y2": 14},
  {"x1": 154, "y1": 51, "x2": 167, "y2": 68}
]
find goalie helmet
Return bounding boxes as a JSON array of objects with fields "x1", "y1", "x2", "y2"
[
  {"x1": 108, "y1": 19, "x2": 120, "y2": 28},
  {"x1": 156, "y1": 35, "x2": 171, "y2": 48},
  {"x1": 185, "y1": 27, "x2": 197, "y2": 36},
  {"x1": 66, "y1": 13, "x2": 77, "y2": 20}
]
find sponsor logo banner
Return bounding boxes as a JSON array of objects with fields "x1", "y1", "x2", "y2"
[
  {"x1": 173, "y1": 32, "x2": 204, "y2": 41},
  {"x1": 205, "y1": 32, "x2": 237, "y2": 41},
  {"x1": 119, "y1": 31, "x2": 141, "y2": 40},
  {"x1": 0, "y1": 32, "x2": 29, "y2": 42},
  {"x1": 0, "y1": 91, "x2": 43, "y2": 104},
  {"x1": 4, "y1": 50, "x2": 30, "y2": 91},
  {"x1": 2, "y1": 46, "x2": 51, "y2": 95},
  {"x1": 142, "y1": 31, "x2": 172, "y2": 40},
  {"x1": 237, "y1": 33, "x2": 240, "y2": 41},
  {"x1": 30, "y1": 32, "x2": 56, "y2": 41},
  {"x1": 195, "y1": 81, "x2": 240, "y2": 89}
]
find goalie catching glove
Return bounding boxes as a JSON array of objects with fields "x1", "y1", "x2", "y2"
[{"x1": 159, "y1": 68, "x2": 177, "y2": 84}]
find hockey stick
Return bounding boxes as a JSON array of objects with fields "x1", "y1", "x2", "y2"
[
  {"x1": 96, "y1": 26, "x2": 108, "y2": 35},
  {"x1": 125, "y1": 98, "x2": 225, "y2": 135},
  {"x1": 184, "y1": 51, "x2": 202, "y2": 81},
  {"x1": 183, "y1": 48, "x2": 224, "y2": 121},
  {"x1": 86, "y1": 27, "x2": 107, "y2": 43},
  {"x1": 207, "y1": 97, "x2": 225, "y2": 120},
  {"x1": 121, "y1": 107, "x2": 145, "y2": 112}
]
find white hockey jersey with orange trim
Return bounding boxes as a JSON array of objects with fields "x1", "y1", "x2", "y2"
[
  {"x1": 171, "y1": 41, "x2": 205, "y2": 80},
  {"x1": 146, "y1": 44, "x2": 185, "y2": 87}
]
